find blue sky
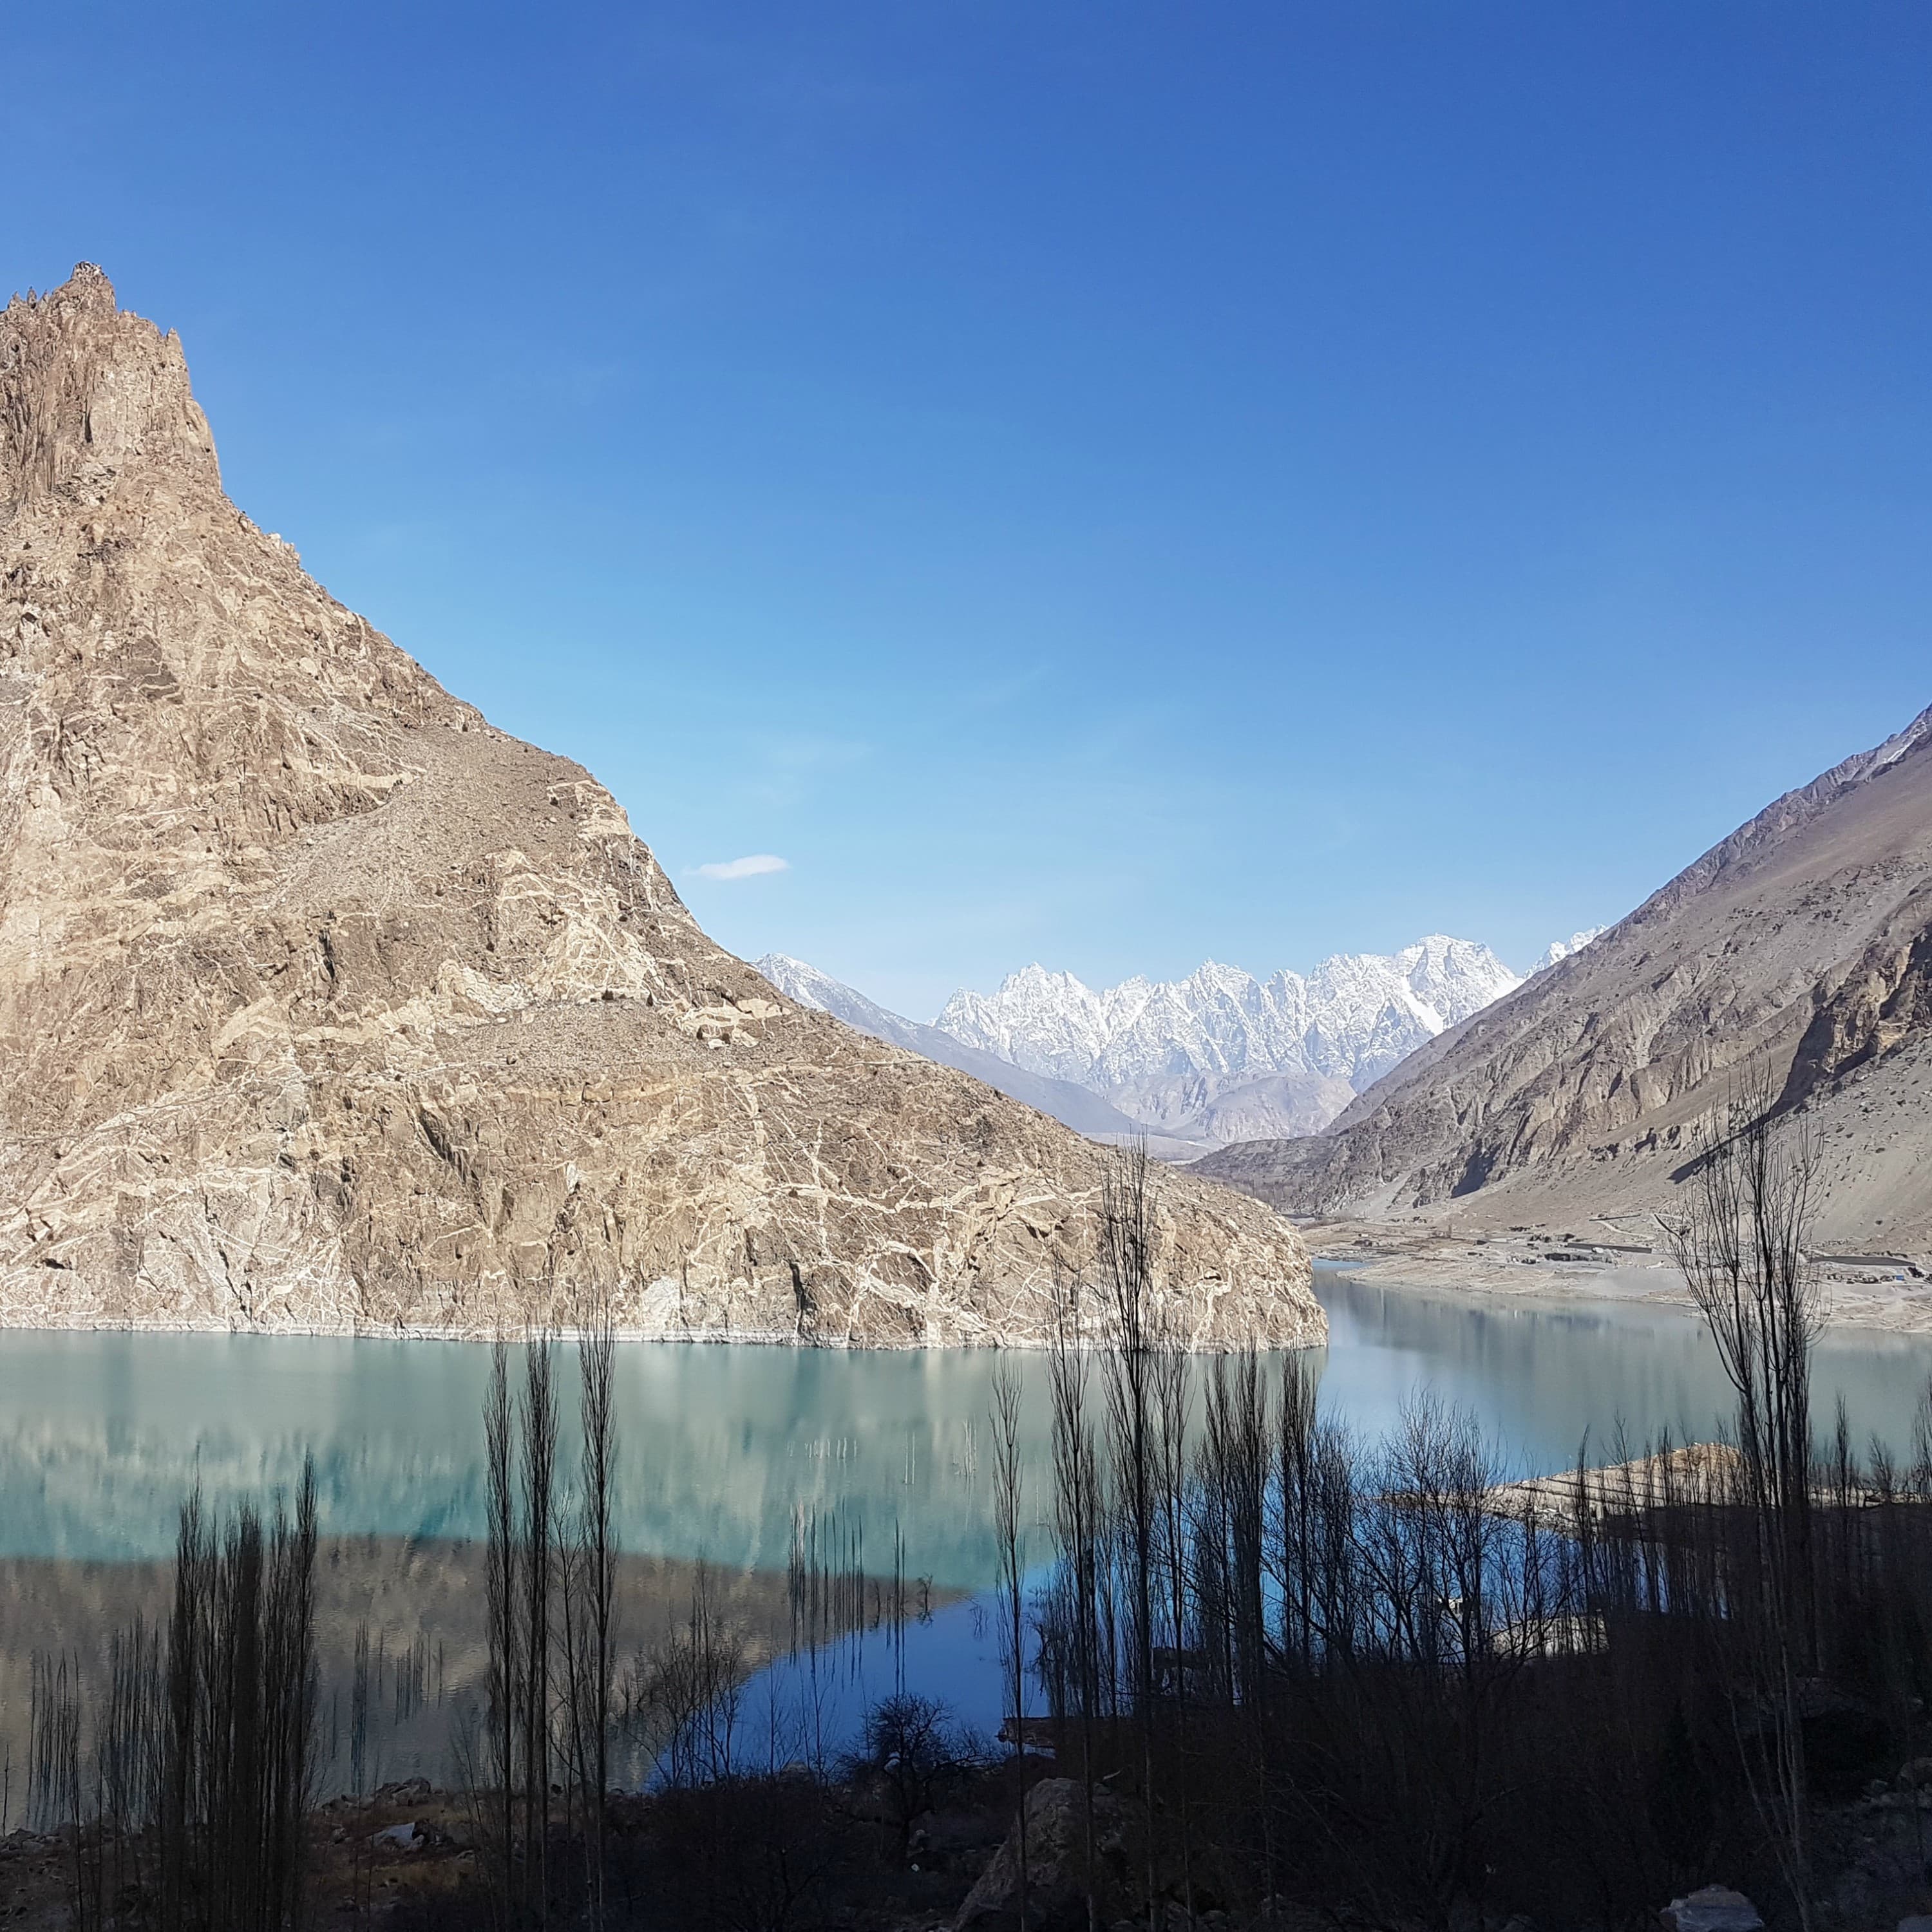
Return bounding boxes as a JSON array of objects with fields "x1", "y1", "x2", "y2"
[{"x1": 10, "y1": 3, "x2": 1929, "y2": 1019}]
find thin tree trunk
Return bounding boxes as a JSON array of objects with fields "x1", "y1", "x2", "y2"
[
  {"x1": 522, "y1": 1335, "x2": 558, "y2": 1926},
  {"x1": 992, "y1": 1363, "x2": 1032, "y2": 1932},
  {"x1": 578, "y1": 1297, "x2": 618, "y2": 1929},
  {"x1": 485, "y1": 1340, "x2": 520, "y2": 1924}
]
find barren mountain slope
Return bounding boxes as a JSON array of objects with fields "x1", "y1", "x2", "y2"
[
  {"x1": 0, "y1": 266, "x2": 1318, "y2": 1347},
  {"x1": 1198, "y1": 706, "x2": 1932, "y2": 1251}
]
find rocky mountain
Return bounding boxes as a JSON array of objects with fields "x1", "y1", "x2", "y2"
[
  {"x1": 0, "y1": 265, "x2": 1319, "y2": 1349},
  {"x1": 933, "y1": 938, "x2": 1524, "y2": 1143},
  {"x1": 753, "y1": 954, "x2": 1152, "y2": 1143},
  {"x1": 1198, "y1": 706, "x2": 1932, "y2": 1253}
]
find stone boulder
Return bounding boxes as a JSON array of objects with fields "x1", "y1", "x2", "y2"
[
  {"x1": 954, "y1": 1777, "x2": 1141, "y2": 1931},
  {"x1": 1661, "y1": 1887, "x2": 1764, "y2": 1932}
]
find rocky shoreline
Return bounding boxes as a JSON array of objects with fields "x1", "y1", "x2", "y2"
[{"x1": 1303, "y1": 1217, "x2": 1932, "y2": 1334}]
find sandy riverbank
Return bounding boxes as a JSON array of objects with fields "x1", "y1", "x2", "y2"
[{"x1": 1302, "y1": 1217, "x2": 1932, "y2": 1334}]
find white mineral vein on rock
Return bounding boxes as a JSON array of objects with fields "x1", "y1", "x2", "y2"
[{"x1": 0, "y1": 265, "x2": 1319, "y2": 1349}]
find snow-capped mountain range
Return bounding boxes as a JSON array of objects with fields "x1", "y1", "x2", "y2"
[
  {"x1": 761, "y1": 931, "x2": 1603, "y2": 1151},
  {"x1": 934, "y1": 936, "x2": 1545, "y2": 1142}
]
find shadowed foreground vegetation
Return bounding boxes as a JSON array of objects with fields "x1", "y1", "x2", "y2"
[{"x1": 20, "y1": 1112, "x2": 1932, "y2": 1931}]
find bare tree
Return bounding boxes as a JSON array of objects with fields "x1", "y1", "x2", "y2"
[
  {"x1": 1199, "y1": 1349, "x2": 1268, "y2": 1900},
  {"x1": 522, "y1": 1334, "x2": 559, "y2": 1924},
  {"x1": 1047, "y1": 1263, "x2": 1103, "y2": 1932},
  {"x1": 483, "y1": 1338, "x2": 521, "y2": 1926},
  {"x1": 38, "y1": 1468, "x2": 319, "y2": 1932},
  {"x1": 990, "y1": 1361, "x2": 1032, "y2": 1931},
  {"x1": 1154, "y1": 1339, "x2": 1196, "y2": 1922},
  {"x1": 260, "y1": 1463, "x2": 319, "y2": 1921},
  {"x1": 1665, "y1": 1073, "x2": 1825, "y2": 1927},
  {"x1": 1099, "y1": 1144, "x2": 1165, "y2": 1932},
  {"x1": 625, "y1": 1566, "x2": 749, "y2": 1789},
  {"x1": 576, "y1": 1295, "x2": 618, "y2": 1927}
]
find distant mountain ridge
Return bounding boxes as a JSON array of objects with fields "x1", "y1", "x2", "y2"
[
  {"x1": 753, "y1": 955, "x2": 1160, "y2": 1145},
  {"x1": 932, "y1": 936, "x2": 1543, "y2": 1144},
  {"x1": 763, "y1": 933, "x2": 1609, "y2": 1152}
]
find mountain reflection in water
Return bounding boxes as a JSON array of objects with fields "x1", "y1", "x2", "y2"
[
  {"x1": 4, "y1": 1266, "x2": 1931, "y2": 1800},
  {"x1": 6, "y1": 1270, "x2": 1931, "y2": 1580},
  {"x1": 0, "y1": 1329, "x2": 1060, "y2": 1584},
  {"x1": 1316, "y1": 1269, "x2": 1932, "y2": 1472},
  {"x1": 0, "y1": 1540, "x2": 849, "y2": 1804}
]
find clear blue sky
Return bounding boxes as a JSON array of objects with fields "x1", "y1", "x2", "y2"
[{"x1": 11, "y1": 3, "x2": 1929, "y2": 1019}]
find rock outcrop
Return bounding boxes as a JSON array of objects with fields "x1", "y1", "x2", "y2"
[
  {"x1": 953, "y1": 1777, "x2": 1143, "y2": 1931},
  {"x1": 1198, "y1": 705, "x2": 1932, "y2": 1253},
  {"x1": 0, "y1": 265, "x2": 1319, "y2": 1347},
  {"x1": 1660, "y1": 1888, "x2": 1764, "y2": 1932}
]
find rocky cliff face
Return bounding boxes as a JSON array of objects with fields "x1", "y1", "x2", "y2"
[
  {"x1": 0, "y1": 266, "x2": 1319, "y2": 1347},
  {"x1": 1198, "y1": 706, "x2": 1932, "y2": 1251}
]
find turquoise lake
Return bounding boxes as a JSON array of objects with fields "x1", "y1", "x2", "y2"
[
  {"x1": 6, "y1": 1267, "x2": 1932, "y2": 1586},
  {"x1": 5, "y1": 1266, "x2": 1931, "y2": 1799}
]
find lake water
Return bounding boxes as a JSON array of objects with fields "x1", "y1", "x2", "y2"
[
  {"x1": 4, "y1": 1267, "x2": 1929, "y2": 1797},
  {"x1": 8, "y1": 1267, "x2": 1931, "y2": 1577}
]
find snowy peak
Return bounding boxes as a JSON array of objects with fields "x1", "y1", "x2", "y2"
[
  {"x1": 932, "y1": 936, "x2": 1535, "y2": 1142},
  {"x1": 1531, "y1": 929, "x2": 1605, "y2": 973},
  {"x1": 1849, "y1": 703, "x2": 1932, "y2": 782},
  {"x1": 755, "y1": 953, "x2": 1155, "y2": 1144},
  {"x1": 757, "y1": 952, "x2": 925, "y2": 1052},
  {"x1": 769, "y1": 929, "x2": 1591, "y2": 1151},
  {"x1": 936, "y1": 967, "x2": 1113, "y2": 1083},
  {"x1": 754, "y1": 953, "x2": 923, "y2": 1040},
  {"x1": 1394, "y1": 934, "x2": 1522, "y2": 1022},
  {"x1": 755, "y1": 952, "x2": 838, "y2": 1012}
]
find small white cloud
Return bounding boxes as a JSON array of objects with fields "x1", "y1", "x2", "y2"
[{"x1": 692, "y1": 853, "x2": 790, "y2": 882}]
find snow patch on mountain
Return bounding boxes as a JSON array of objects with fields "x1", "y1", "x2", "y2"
[
  {"x1": 1531, "y1": 929, "x2": 1604, "y2": 973},
  {"x1": 757, "y1": 953, "x2": 898, "y2": 1033}
]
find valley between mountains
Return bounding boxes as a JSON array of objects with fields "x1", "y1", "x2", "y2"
[
  {"x1": 762, "y1": 929, "x2": 1600, "y2": 1153},
  {"x1": 5, "y1": 262, "x2": 1927, "y2": 1348},
  {"x1": 767, "y1": 710, "x2": 1932, "y2": 1329}
]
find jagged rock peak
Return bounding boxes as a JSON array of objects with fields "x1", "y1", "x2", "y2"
[
  {"x1": 932, "y1": 936, "x2": 1527, "y2": 1142},
  {"x1": 0, "y1": 270, "x2": 1319, "y2": 1349},
  {"x1": 2, "y1": 263, "x2": 220, "y2": 506}
]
